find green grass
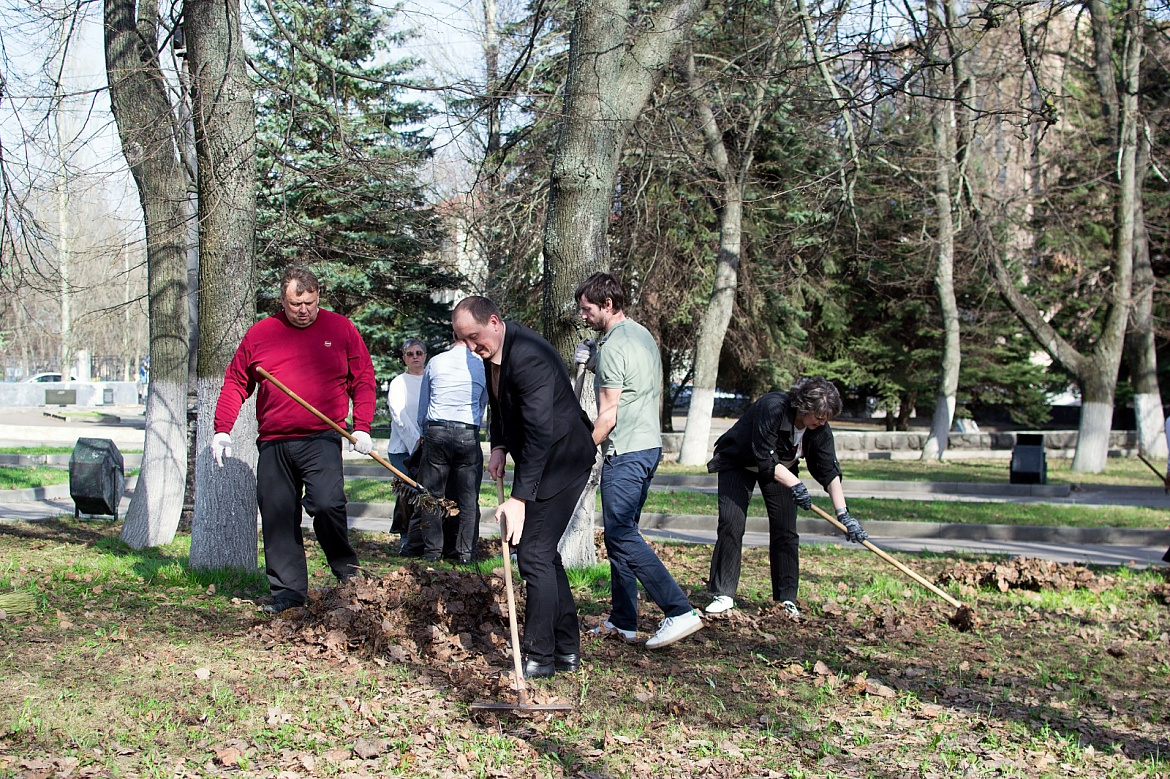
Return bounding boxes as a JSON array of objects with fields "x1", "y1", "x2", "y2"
[
  {"x1": 659, "y1": 456, "x2": 1163, "y2": 487},
  {"x1": 341, "y1": 478, "x2": 1170, "y2": 530},
  {"x1": 0, "y1": 465, "x2": 72, "y2": 490},
  {"x1": 1, "y1": 518, "x2": 1165, "y2": 777}
]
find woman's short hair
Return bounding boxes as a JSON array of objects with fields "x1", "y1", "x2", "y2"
[
  {"x1": 401, "y1": 338, "x2": 425, "y2": 355},
  {"x1": 787, "y1": 377, "x2": 843, "y2": 420}
]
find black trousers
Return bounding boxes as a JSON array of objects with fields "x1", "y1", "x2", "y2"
[
  {"x1": 415, "y1": 425, "x2": 483, "y2": 560},
  {"x1": 514, "y1": 467, "x2": 588, "y2": 663},
  {"x1": 707, "y1": 467, "x2": 800, "y2": 602},
  {"x1": 257, "y1": 432, "x2": 359, "y2": 603}
]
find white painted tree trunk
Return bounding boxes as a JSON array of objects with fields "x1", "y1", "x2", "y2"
[
  {"x1": 1133, "y1": 392, "x2": 1166, "y2": 458},
  {"x1": 1071, "y1": 401, "x2": 1113, "y2": 474},
  {"x1": 189, "y1": 379, "x2": 259, "y2": 570},
  {"x1": 121, "y1": 380, "x2": 190, "y2": 548},
  {"x1": 559, "y1": 451, "x2": 601, "y2": 570},
  {"x1": 560, "y1": 370, "x2": 598, "y2": 569},
  {"x1": 921, "y1": 394, "x2": 956, "y2": 462},
  {"x1": 679, "y1": 385, "x2": 719, "y2": 465}
]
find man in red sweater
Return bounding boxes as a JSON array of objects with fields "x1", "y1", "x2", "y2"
[{"x1": 212, "y1": 266, "x2": 377, "y2": 614}]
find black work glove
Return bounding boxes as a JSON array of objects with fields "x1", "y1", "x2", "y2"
[
  {"x1": 836, "y1": 508, "x2": 868, "y2": 543},
  {"x1": 790, "y1": 482, "x2": 812, "y2": 510}
]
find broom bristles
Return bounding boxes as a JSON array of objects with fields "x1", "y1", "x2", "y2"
[{"x1": 0, "y1": 591, "x2": 37, "y2": 616}]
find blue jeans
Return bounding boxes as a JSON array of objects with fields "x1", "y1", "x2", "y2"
[{"x1": 601, "y1": 448, "x2": 692, "y2": 631}]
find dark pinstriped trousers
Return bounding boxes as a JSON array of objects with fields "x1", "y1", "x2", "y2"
[{"x1": 707, "y1": 467, "x2": 800, "y2": 603}]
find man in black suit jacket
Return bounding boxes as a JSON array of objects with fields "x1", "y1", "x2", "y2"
[{"x1": 452, "y1": 295, "x2": 597, "y2": 679}]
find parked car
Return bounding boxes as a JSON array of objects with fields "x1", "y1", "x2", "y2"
[
  {"x1": 670, "y1": 384, "x2": 750, "y2": 417},
  {"x1": 21, "y1": 373, "x2": 76, "y2": 383}
]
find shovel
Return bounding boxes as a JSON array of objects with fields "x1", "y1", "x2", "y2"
[
  {"x1": 809, "y1": 503, "x2": 976, "y2": 631},
  {"x1": 1135, "y1": 452, "x2": 1169, "y2": 494},
  {"x1": 255, "y1": 366, "x2": 458, "y2": 516},
  {"x1": 469, "y1": 476, "x2": 573, "y2": 714}
]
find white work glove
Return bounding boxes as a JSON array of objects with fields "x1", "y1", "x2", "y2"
[
  {"x1": 573, "y1": 340, "x2": 597, "y2": 371},
  {"x1": 211, "y1": 432, "x2": 232, "y2": 467},
  {"x1": 349, "y1": 431, "x2": 373, "y2": 455}
]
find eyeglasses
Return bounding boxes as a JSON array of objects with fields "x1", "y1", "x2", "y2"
[{"x1": 404, "y1": 350, "x2": 425, "y2": 357}]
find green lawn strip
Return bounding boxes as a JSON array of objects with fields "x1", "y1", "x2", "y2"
[
  {"x1": 0, "y1": 519, "x2": 1165, "y2": 777},
  {"x1": 340, "y1": 479, "x2": 1169, "y2": 530},
  {"x1": 0, "y1": 465, "x2": 73, "y2": 490},
  {"x1": 661, "y1": 456, "x2": 1161, "y2": 487},
  {"x1": 0, "y1": 446, "x2": 143, "y2": 455}
]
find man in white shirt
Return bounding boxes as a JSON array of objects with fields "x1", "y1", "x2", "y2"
[
  {"x1": 387, "y1": 338, "x2": 426, "y2": 554},
  {"x1": 415, "y1": 341, "x2": 488, "y2": 562}
]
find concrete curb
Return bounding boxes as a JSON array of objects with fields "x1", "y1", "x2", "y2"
[
  {"x1": 341, "y1": 501, "x2": 1170, "y2": 547},
  {"x1": 0, "y1": 475, "x2": 139, "y2": 503},
  {"x1": 0, "y1": 453, "x2": 143, "y2": 468}
]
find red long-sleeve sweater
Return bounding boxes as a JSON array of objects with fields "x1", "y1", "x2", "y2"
[{"x1": 213, "y1": 309, "x2": 377, "y2": 441}]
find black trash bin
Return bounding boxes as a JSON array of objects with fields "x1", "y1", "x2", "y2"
[
  {"x1": 69, "y1": 438, "x2": 125, "y2": 518},
  {"x1": 1009, "y1": 433, "x2": 1047, "y2": 485}
]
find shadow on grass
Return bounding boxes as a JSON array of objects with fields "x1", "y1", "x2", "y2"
[{"x1": 0, "y1": 516, "x2": 268, "y2": 602}]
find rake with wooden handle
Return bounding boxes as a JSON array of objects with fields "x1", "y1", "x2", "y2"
[
  {"x1": 255, "y1": 366, "x2": 458, "y2": 517},
  {"x1": 469, "y1": 476, "x2": 572, "y2": 713},
  {"x1": 809, "y1": 503, "x2": 976, "y2": 631},
  {"x1": 1135, "y1": 452, "x2": 1169, "y2": 494}
]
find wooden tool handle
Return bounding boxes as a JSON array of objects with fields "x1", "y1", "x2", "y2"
[
  {"x1": 496, "y1": 476, "x2": 529, "y2": 704},
  {"x1": 255, "y1": 366, "x2": 421, "y2": 489},
  {"x1": 809, "y1": 503, "x2": 964, "y2": 609}
]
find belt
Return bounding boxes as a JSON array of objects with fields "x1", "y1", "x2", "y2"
[{"x1": 426, "y1": 420, "x2": 478, "y2": 430}]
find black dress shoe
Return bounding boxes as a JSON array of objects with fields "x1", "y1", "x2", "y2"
[
  {"x1": 521, "y1": 657, "x2": 556, "y2": 679},
  {"x1": 553, "y1": 653, "x2": 580, "y2": 673},
  {"x1": 261, "y1": 597, "x2": 304, "y2": 615}
]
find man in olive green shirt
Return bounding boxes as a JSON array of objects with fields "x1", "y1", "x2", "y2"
[{"x1": 574, "y1": 272, "x2": 703, "y2": 650}]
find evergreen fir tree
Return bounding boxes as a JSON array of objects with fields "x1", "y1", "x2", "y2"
[{"x1": 250, "y1": 0, "x2": 458, "y2": 377}]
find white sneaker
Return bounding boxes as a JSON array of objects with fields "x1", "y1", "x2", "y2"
[
  {"x1": 780, "y1": 600, "x2": 800, "y2": 618},
  {"x1": 704, "y1": 595, "x2": 735, "y2": 614},
  {"x1": 645, "y1": 610, "x2": 704, "y2": 649},
  {"x1": 590, "y1": 619, "x2": 636, "y2": 642}
]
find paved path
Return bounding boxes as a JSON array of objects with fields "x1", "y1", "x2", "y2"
[
  {"x1": 5, "y1": 487, "x2": 1165, "y2": 568},
  {"x1": 2, "y1": 406, "x2": 1167, "y2": 568}
]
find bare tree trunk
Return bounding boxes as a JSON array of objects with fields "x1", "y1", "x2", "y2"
[
  {"x1": 921, "y1": 34, "x2": 960, "y2": 460},
  {"x1": 542, "y1": 0, "x2": 705, "y2": 567},
  {"x1": 1126, "y1": 149, "x2": 1165, "y2": 457},
  {"x1": 986, "y1": 0, "x2": 1140, "y2": 473},
  {"x1": 105, "y1": 0, "x2": 191, "y2": 548},
  {"x1": 185, "y1": 0, "x2": 260, "y2": 570},
  {"x1": 676, "y1": 36, "x2": 777, "y2": 465}
]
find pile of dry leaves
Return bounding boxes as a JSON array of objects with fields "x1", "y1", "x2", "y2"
[
  {"x1": 250, "y1": 554, "x2": 553, "y2": 706},
  {"x1": 937, "y1": 557, "x2": 1115, "y2": 593}
]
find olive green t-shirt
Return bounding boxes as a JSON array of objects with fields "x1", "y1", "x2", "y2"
[{"x1": 595, "y1": 318, "x2": 662, "y2": 455}]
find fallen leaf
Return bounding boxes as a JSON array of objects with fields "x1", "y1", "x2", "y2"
[{"x1": 215, "y1": 747, "x2": 241, "y2": 767}]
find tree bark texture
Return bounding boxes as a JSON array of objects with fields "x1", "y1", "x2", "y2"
[
  {"x1": 104, "y1": 0, "x2": 191, "y2": 549},
  {"x1": 542, "y1": 0, "x2": 707, "y2": 356},
  {"x1": 1126, "y1": 148, "x2": 1165, "y2": 457},
  {"x1": 988, "y1": 0, "x2": 1140, "y2": 473},
  {"x1": 185, "y1": 0, "x2": 261, "y2": 570},
  {"x1": 542, "y1": 0, "x2": 706, "y2": 568},
  {"x1": 920, "y1": 0, "x2": 961, "y2": 463},
  {"x1": 676, "y1": 39, "x2": 766, "y2": 466}
]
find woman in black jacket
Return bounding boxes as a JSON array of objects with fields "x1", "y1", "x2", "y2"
[{"x1": 704, "y1": 377, "x2": 868, "y2": 617}]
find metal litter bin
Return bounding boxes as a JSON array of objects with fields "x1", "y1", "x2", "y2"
[
  {"x1": 69, "y1": 438, "x2": 125, "y2": 518},
  {"x1": 1009, "y1": 433, "x2": 1047, "y2": 485}
]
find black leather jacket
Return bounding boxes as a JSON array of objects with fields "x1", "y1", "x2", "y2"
[{"x1": 706, "y1": 391, "x2": 842, "y2": 488}]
